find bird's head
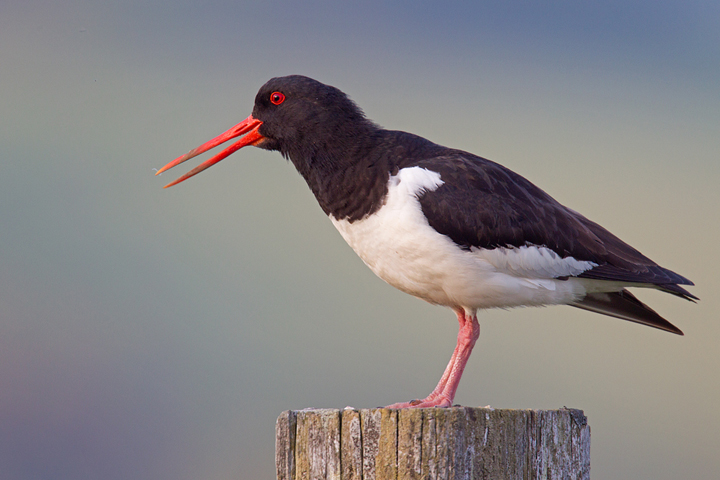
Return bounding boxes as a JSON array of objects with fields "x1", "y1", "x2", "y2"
[{"x1": 156, "y1": 75, "x2": 371, "y2": 188}]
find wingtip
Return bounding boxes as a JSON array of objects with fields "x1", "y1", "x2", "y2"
[{"x1": 658, "y1": 283, "x2": 699, "y2": 302}]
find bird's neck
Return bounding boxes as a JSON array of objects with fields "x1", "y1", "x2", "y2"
[
  {"x1": 287, "y1": 129, "x2": 446, "y2": 222},
  {"x1": 285, "y1": 127, "x2": 393, "y2": 221}
]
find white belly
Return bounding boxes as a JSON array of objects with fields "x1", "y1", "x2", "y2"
[{"x1": 330, "y1": 167, "x2": 598, "y2": 310}]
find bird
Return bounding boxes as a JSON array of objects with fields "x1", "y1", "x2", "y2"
[{"x1": 156, "y1": 75, "x2": 696, "y2": 408}]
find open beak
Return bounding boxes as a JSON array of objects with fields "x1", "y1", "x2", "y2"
[{"x1": 156, "y1": 115, "x2": 264, "y2": 188}]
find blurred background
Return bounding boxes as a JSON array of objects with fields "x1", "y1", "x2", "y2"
[{"x1": 1, "y1": 1, "x2": 718, "y2": 479}]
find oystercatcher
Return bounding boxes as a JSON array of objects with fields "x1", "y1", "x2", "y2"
[{"x1": 156, "y1": 75, "x2": 695, "y2": 408}]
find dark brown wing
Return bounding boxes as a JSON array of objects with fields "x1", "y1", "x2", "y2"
[{"x1": 414, "y1": 152, "x2": 695, "y2": 299}]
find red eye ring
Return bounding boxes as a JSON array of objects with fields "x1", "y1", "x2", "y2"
[{"x1": 270, "y1": 91, "x2": 285, "y2": 105}]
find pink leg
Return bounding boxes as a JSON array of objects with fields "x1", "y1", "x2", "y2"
[
  {"x1": 417, "y1": 308, "x2": 469, "y2": 402},
  {"x1": 386, "y1": 308, "x2": 480, "y2": 408}
]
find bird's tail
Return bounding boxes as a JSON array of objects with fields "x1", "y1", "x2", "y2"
[{"x1": 571, "y1": 289, "x2": 683, "y2": 335}]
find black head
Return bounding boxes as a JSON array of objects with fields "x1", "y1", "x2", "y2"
[{"x1": 251, "y1": 76, "x2": 376, "y2": 163}]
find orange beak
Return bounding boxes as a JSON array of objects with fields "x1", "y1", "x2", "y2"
[{"x1": 156, "y1": 115, "x2": 264, "y2": 188}]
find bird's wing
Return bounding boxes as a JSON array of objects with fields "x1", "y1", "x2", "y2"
[{"x1": 414, "y1": 153, "x2": 695, "y2": 297}]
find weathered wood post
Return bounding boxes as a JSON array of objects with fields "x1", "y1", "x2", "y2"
[{"x1": 276, "y1": 407, "x2": 590, "y2": 480}]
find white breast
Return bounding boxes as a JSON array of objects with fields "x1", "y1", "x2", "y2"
[{"x1": 330, "y1": 166, "x2": 599, "y2": 310}]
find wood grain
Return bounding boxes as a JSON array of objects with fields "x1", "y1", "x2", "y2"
[{"x1": 276, "y1": 407, "x2": 590, "y2": 480}]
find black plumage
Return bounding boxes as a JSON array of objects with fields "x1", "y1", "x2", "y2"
[
  {"x1": 158, "y1": 75, "x2": 696, "y2": 407},
  {"x1": 250, "y1": 77, "x2": 696, "y2": 332}
]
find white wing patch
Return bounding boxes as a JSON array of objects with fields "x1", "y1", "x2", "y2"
[{"x1": 474, "y1": 245, "x2": 597, "y2": 279}]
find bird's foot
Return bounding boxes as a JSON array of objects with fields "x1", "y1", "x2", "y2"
[{"x1": 385, "y1": 394, "x2": 453, "y2": 409}]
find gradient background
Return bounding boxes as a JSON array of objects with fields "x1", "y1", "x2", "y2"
[{"x1": 1, "y1": 1, "x2": 718, "y2": 479}]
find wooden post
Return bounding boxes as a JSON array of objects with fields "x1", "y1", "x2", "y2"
[{"x1": 276, "y1": 407, "x2": 590, "y2": 480}]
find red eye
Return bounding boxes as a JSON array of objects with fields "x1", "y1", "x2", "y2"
[{"x1": 270, "y1": 91, "x2": 285, "y2": 105}]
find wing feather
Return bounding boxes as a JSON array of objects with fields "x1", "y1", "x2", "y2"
[{"x1": 414, "y1": 152, "x2": 695, "y2": 298}]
